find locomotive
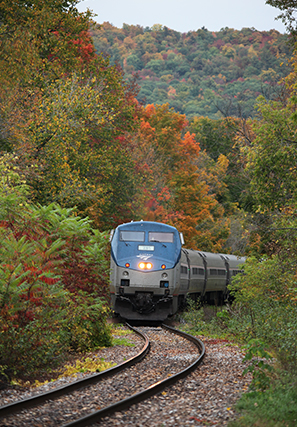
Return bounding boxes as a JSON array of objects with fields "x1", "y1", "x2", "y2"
[{"x1": 110, "y1": 220, "x2": 245, "y2": 321}]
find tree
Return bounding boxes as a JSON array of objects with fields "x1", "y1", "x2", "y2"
[
  {"x1": 15, "y1": 68, "x2": 140, "y2": 229},
  {"x1": 190, "y1": 116, "x2": 254, "y2": 212},
  {"x1": 130, "y1": 104, "x2": 229, "y2": 249},
  {"x1": 0, "y1": 0, "x2": 95, "y2": 84},
  {"x1": 266, "y1": 0, "x2": 297, "y2": 38},
  {"x1": 0, "y1": 0, "x2": 141, "y2": 230},
  {"x1": 248, "y1": 96, "x2": 297, "y2": 212},
  {"x1": 239, "y1": 42, "x2": 297, "y2": 260},
  {"x1": 248, "y1": 43, "x2": 297, "y2": 213}
]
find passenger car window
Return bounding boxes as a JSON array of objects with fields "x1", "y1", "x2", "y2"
[
  {"x1": 192, "y1": 268, "x2": 205, "y2": 275},
  {"x1": 209, "y1": 269, "x2": 218, "y2": 276},
  {"x1": 181, "y1": 266, "x2": 188, "y2": 274}
]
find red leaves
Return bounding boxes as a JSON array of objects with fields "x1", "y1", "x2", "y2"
[
  {"x1": 70, "y1": 30, "x2": 96, "y2": 63},
  {"x1": 0, "y1": 220, "x2": 9, "y2": 228},
  {"x1": 39, "y1": 276, "x2": 58, "y2": 285}
]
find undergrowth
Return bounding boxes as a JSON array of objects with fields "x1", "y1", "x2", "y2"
[
  {"x1": 229, "y1": 373, "x2": 297, "y2": 427},
  {"x1": 8, "y1": 323, "x2": 135, "y2": 389},
  {"x1": 178, "y1": 301, "x2": 297, "y2": 427},
  {"x1": 178, "y1": 300, "x2": 229, "y2": 339}
]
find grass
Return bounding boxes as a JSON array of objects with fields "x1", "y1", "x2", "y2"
[
  {"x1": 111, "y1": 323, "x2": 136, "y2": 347},
  {"x1": 11, "y1": 323, "x2": 135, "y2": 388},
  {"x1": 229, "y1": 374, "x2": 297, "y2": 427},
  {"x1": 112, "y1": 337, "x2": 136, "y2": 347},
  {"x1": 177, "y1": 302, "x2": 233, "y2": 340},
  {"x1": 110, "y1": 325, "x2": 133, "y2": 336}
]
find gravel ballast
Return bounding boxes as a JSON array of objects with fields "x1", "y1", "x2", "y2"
[{"x1": 0, "y1": 326, "x2": 250, "y2": 426}]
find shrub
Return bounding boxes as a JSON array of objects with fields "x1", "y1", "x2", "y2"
[
  {"x1": 0, "y1": 158, "x2": 112, "y2": 379},
  {"x1": 227, "y1": 256, "x2": 297, "y2": 371}
]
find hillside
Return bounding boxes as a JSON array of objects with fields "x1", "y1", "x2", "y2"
[{"x1": 91, "y1": 23, "x2": 291, "y2": 119}]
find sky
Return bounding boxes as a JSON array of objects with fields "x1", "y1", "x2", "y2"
[{"x1": 76, "y1": 0, "x2": 286, "y2": 34}]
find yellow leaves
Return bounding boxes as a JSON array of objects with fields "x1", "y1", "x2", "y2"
[
  {"x1": 57, "y1": 357, "x2": 116, "y2": 379},
  {"x1": 247, "y1": 45, "x2": 257, "y2": 59},
  {"x1": 217, "y1": 153, "x2": 229, "y2": 171},
  {"x1": 222, "y1": 44, "x2": 236, "y2": 58}
]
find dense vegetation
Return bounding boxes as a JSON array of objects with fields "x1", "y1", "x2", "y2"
[
  {"x1": 0, "y1": 155, "x2": 111, "y2": 378},
  {"x1": 0, "y1": 1, "x2": 297, "y2": 423},
  {"x1": 91, "y1": 23, "x2": 292, "y2": 118}
]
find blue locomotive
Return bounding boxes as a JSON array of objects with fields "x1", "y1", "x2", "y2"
[{"x1": 110, "y1": 220, "x2": 245, "y2": 321}]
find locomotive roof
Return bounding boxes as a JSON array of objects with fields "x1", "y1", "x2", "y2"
[{"x1": 117, "y1": 221, "x2": 178, "y2": 232}]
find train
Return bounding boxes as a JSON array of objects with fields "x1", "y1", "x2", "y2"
[{"x1": 110, "y1": 220, "x2": 245, "y2": 321}]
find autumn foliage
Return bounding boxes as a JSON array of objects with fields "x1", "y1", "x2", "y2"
[
  {"x1": 0, "y1": 155, "x2": 111, "y2": 378},
  {"x1": 3, "y1": 0, "x2": 297, "y2": 385},
  {"x1": 130, "y1": 104, "x2": 229, "y2": 249},
  {"x1": 90, "y1": 22, "x2": 291, "y2": 119}
]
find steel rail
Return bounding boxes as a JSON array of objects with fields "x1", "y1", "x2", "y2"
[
  {"x1": 62, "y1": 324, "x2": 205, "y2": 427},
  {"x1": 0, "y1": 324, "x2": 150, "y2": 419}
]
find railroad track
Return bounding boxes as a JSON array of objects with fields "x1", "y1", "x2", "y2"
[{"x1": 0, "y1": 324, "x2": 205, "y2": 426}]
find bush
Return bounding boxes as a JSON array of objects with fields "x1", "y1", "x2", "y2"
[
  {"x1": 226, "y1": 256, "x2": 297, "y2": 371},
  {"x1": 65, "y1": 292, "x2": 112, "y2": 352},
  {"x1": 0, "y1": 158, "x2": 112, "y2": 379}
]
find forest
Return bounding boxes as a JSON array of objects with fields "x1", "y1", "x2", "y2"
[
  {"x1": 91, "y1": 22, "x2": 292, "y2": 118},
  {"x1": 0, "y1": 0, "x2": 296, "y2": 424}
]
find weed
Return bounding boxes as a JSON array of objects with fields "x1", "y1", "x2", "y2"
[
  {"x1": 229, "y1": 373, "x2": 297, "y2": 427},
  {"x1": 112, "y1": 337, "x2": 135, "y2": 347},
  {"x1": 57, "y1": 357, "x2": 116, "y2": 380},
  {"x1": 242, "y1": 339, "x2": 275, "y2": 392}
]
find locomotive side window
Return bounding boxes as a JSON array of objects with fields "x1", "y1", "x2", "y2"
[
  {"x1": 149, "y1": 232, "x2": 174, "y2": 243},
  {"x1": 120, "y1": 231, "x2": 145, "y2": 242}
]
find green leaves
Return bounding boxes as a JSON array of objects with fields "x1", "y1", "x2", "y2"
[
  {"x1": 0, "y1": 166, "x2": 112, "y2": 378},
  {"x1": 248, "y1": 74, "x2": 297, "y2": 212},
  {"x1": 0, "y1": 0, "x2": 139, "y2": 229},
  {"x1": 242, "y1": 339, "x2": 274, "y2": 392}
]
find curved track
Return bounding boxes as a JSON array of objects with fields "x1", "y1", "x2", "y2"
[
  {"x1": 0, "y1": 325, "x2": 205, "y2": 427},
  {"x1": 0, "y1": 324, "x2": 149, "y2": 419}
]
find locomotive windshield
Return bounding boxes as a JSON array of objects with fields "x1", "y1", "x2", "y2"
[
  {"x1": 149, "y1": 232, "x2": 174, "y2": 243},
  {"x1": 120, "y1": 231, "x2": 145, "y2": 242},
  {"x1": 111, "y1": 221, "x2": 182, "y2": 270}
]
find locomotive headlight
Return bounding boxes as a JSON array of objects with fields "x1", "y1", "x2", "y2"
[
  {"x1": 123, "y1": 271, "x2": 129, "y2": 277},
  {"x1": 138, "y1": 262, "x2": 153, "y2": 270},
  {"x1": 162, "y1": 272, "x2": 168, "y2": 279}
]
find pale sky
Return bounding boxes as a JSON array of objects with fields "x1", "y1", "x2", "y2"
[{"x1": 76, "y1": 0, "x2": 286, "y2": 33}]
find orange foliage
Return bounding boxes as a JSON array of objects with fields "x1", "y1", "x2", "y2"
[{"x1": 131, "y1": 103, "x2": 224, "y2": 249}]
